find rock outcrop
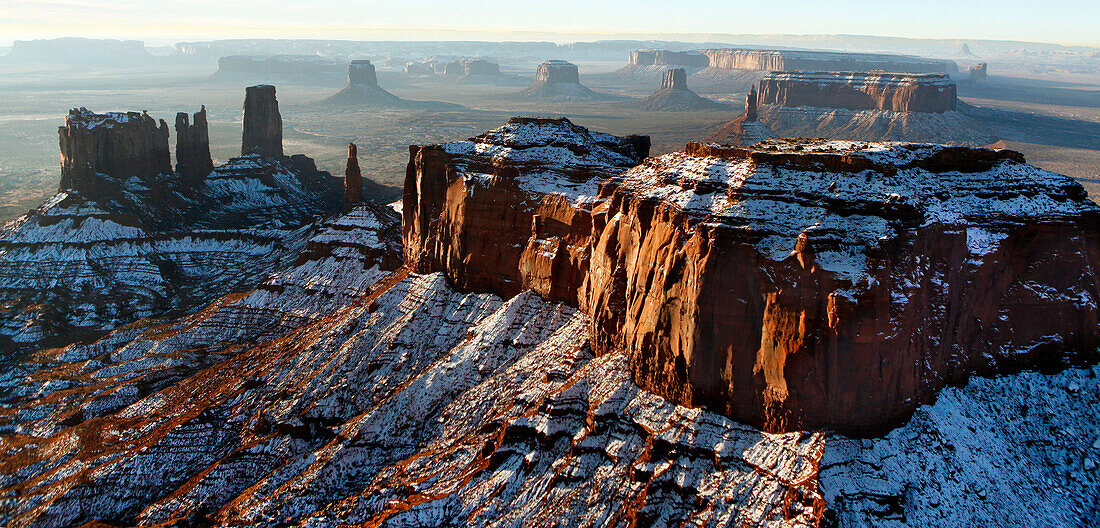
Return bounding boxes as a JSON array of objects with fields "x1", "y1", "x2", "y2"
[
  {"x1": 520, "y1": 60, "x2": 615, "y2": 101},
  {"x1": 174, "y1": 106, "x2": 214, "y2": 185},
  {"x1": 637, "y1": 68, "x2": 730, "y2": 111},
  {"x1": 320, "y1": 60, "x2": 462, "y2": 108},
  {"x1": 758, "y1": 71, "x2": 958, "y2": 113},
  {"x1": 344, "y1": 143, "x2": 362, "y2": 212},
  {"x1": 704, "y1": 86, "x2": 777, "y2": 145},
  {"x1": 404, "y1": 119, "x2": 1100, "y2": 434},
  {"x1": 701, "y1": 48, "x2": 959, "y2": 73},
  {"x1": 968, "y1": 62, "x2": 988, "y2": 82},
  {"x1": 628, "y1": 49, "x2": 710, "y2": 68},
  {"x1": 58, "y1": 108, "x2": 171, "y2": 199},
  {"x1": 241, "y1": 84, "x2": 283, "y2": 157},
  {"x1": 0, "y1": 91, "x2": 341, "y2": 351}
]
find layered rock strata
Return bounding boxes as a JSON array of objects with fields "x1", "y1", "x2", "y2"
[
  {"x1": 758, "y1": 71, "x2": 958, "y2": 113},
  {"x1": 58, "y1": 108, "x2": 171, "y2": 199},
  {"x1": 628, "y1": 49, "x2": 710, "y2": 68},
  {"x1": 241, "y1": 84, "x2": 283, "y2": 157},
  {"x1": 174, "y1": 106, "x2": 214, "y2": 185},
  {"x1": 520, "y1": 60, "x2": 613, "y2": 101},
  {"x1": 701, "y1": 48, "x2": 958, "y2": 73},
  {"x1": 404, "y1": 119, "x2": 1100, "y2": 434},
  {"x1": 637, "y1": 68, "x2": 730, "y2": 111}
]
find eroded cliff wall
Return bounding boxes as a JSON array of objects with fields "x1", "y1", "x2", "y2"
[
  {"x1": 58, "y1": 108, "x2": 171, "y2": 198},
  {"x1": 758, "y1": 71, "x2": 958, "y2": 113},
  {"x1": 404, "y1": 120, "x2": 1100, "y2": 434}
]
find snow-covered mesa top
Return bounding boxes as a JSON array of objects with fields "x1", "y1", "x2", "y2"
[
  {"x1": 441, "y1": 117, "x2": 647, "y2": 203},
  {"x1": 615, "y1": 139, "x2": 1097, "y2": 282},
  {"x1": 64, "y1": 107, "x2": 159, "y2": 129},
  {"x1": 762, "y1": 71, "x2": 954, "y2": 87}
]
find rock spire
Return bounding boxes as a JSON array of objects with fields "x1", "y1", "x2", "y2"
[
  {"x1": 241, "y1": 85, "x2": 283, "y2": 157},
  {"x1": 344, "y1": 142, "x2": 362, "y2": 212},
  {"x1": 175, "y1": 105, "x2": 213, "y2": 185}
]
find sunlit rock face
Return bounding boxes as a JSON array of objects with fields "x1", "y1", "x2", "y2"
[
  {"x1": 404, "y1": 118, "x2": 1100, "y2": 434},
  {"x1": 758, "y1": 71, "x2": 958, "y2": 113}
]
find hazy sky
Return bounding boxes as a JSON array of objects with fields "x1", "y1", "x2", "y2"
[{"x1": 2, "y1": 0, "x2": 1098, "y2": 47}]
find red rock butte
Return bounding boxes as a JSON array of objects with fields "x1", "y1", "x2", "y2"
[
  {"x1": 628, "y1": 47, "x2": 958, "y2": 74},
  {"x1": 404, "y1": 118, "x2": 1100, "y2": 434},
  {"x1": 758, "y1": 71, "x2": 957, "y2": 113}
]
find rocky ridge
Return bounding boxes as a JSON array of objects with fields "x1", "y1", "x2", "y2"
[{"x1": 404, "y1": 118, "x2": 1100, "y2": 434}]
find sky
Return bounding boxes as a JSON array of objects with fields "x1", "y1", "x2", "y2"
[{"x1": 1, "y1": 0, "x2": 1098, "y2": 47}]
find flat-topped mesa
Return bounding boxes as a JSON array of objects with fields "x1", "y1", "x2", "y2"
[
  {"x1": 404, "y1": 117, "x2": 649, "y2": 301},
  {"x1": 174, "y1": 106, "x2": 213, "y2": 186},
  {"x1": 661, "y1": 68, "x2": 688, "y2": 91},
  {"x1": 535, "y1": 59, "x2": 579, "y2": 84},
  {"x1": 628, "y1": 49, "x2": 709, "y2": 68},
  {"x1": 758, "y1": 71, "x2": 958, "y2": 113},
  {"x1": 406, "y1": 123, "x2": 1100, "y2": 434},
  {"x1": 241, "y1": 85, "x2": 283, "y2": 158},
  {"x1": 58, "y1": 108, "x2": 171, "y2": 198},
  {"x1": 460, "y1": 59, "x2": 500, "y2": 76},
  {"x1": 348, "y1": 59, "x2": 378, "y2": 86},
  {"x1": 521, "y1": 60, "x2": 610, "y2": 101},
  {"x1": 700, "y1": 48, "x2": 959, "y2": 73},
  {"x1": 344, "y1": 143, "x2": 362, "y2": 213},
  {"x1": 968, "y1": 62, "x2": 988, "y2": 82}
]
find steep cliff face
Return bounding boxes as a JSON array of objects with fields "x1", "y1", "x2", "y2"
[
  {"x1": 758, "y1": 71, "x2": 958, "y2": 113},
  {"x1": 628, "y1": 49, "x2": 710, "y2": 68},
  {"x1": 58, "y1": 108, "x2": 171, "y2": 199},
  {"x1": 404, "y1": 120, "x2": 1100, "y2": 434},
  {"x1": 241, "y1": 85, "x2": 283, "y2": 157},
  {"x1": 520, "y1": 60, "x2": 616, "y2": 101},
  {"x1": 404, "y1": 117, "x2": 649, "y2": 302},
  {"x1": 1, "y1": 150, "x2": 1095, "y2": 527},
  {"x1": 700, "y1": 49, "x2": 958, "y2": 74},
  {"x1": 344, "y1": 143, "x2": 363, "y2": 212},
  {"x1": 174, "y1": 106, "x2": 214, "y2": 186},
  {"x1": 638, "y1": 68, "x2": 730, "y2": 111}
]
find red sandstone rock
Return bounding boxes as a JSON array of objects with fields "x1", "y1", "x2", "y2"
[
  {"x1": 700, "y1": 48, "x2": 958, "y2": 73},
  {"x1": 968, "y1": 62, "x2": 988, "y2": 82},
  {"x1": 241, "y1": 85, "x2": 283, "y2": 157},
  {"x1": 758, "y1": 71, "x2": 958, "y2": 113},
  {"x1": 58, "y1": 108, "x2": 171, "y2": 198},
  {"x1": 404, "y1": 120, "x2": 1100, "y2": 434}
]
